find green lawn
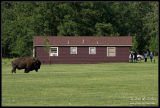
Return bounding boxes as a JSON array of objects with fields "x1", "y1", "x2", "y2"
[{"x1": 2, "y1": 57, "x2": 158, "y2": 106}]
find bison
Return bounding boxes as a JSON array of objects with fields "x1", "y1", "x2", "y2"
[{"x1": 11, "y1": 57, "x2": 41, "y2": 73}]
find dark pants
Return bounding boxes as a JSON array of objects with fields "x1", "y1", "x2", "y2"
[
  {"x1": 145, "y1": 58, "x2": 147, "y2": 62},
  {"x1": 131, "y1": 58, "x2": 133, "y2": 63},
  {"x1": 134, "y1": 58, "x2": 137, "y2": 62},
  {"x1": 150, "y1": 57, "x2": 153, "y2": 62}
]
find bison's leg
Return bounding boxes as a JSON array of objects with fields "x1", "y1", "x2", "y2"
[
  {"x1": 35, "y1": 69, "x2": 38, "y2": 72},
  {"x1": 11, "y1": 62, "x2": 16, "y2": 73},
  {"x1": 24, "y1": 69, "x2": 27, "y2": 73},
  {"x1": 24, "y1": 69, "x2": 30, "y2": 73},
  {"x1": 11, "y1": 67, "x2": 16, "y2": 73},
  {"x1": 24, "y1": 69, "x2": 28, "y2": 73}
]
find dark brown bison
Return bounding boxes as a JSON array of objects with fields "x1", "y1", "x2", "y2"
[{"x1": 11, "y1": 57, "x2": 41, "y2": 73}]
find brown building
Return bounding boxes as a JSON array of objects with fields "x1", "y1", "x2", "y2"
[{"x1": 33, "y1": 36, "x2": 132, "y2": 64}]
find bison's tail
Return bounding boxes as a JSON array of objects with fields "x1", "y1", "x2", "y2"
[
  {"x1": 11, "y1": 61, "x2": 13, "y2": 66},
  {"x1": 11, "y1": 61, "x2": 15, "y2": 67}
]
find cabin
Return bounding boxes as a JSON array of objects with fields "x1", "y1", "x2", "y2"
[{"x1": 33, "y1": 36, "x2": 132, "y2": 64}]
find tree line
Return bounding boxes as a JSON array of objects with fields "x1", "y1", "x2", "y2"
[{"x1": 2, "y1": 1, "x2": 158, "y2": 57}]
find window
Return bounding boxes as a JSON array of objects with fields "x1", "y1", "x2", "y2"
[
  {"x1": 70, "y1": 47, "x2": 77, "y2": 54},
  {"x1": 89, "y1": 47, "x2": 96, "y2": 54},
  {"x1": 50, "y1": 47, "x2": 58, "y2": 56},
  {"x1": 33, "y1": 47, "x2": 35, "y2": 57},
  {"x1": 107, "y1": 47, "x2": 116, "y2": 56}
]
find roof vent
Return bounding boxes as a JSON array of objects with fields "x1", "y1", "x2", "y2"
[
  {"x1": 67, "y1": 40, "x2": 70, "y2": 44},
  {"x1": 97, "y1": 41, "x2": 99, "y2": 44}
]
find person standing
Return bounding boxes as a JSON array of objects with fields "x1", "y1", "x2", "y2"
[
  {"x1": 134, "y1": 50, "x2": 137, "y2": 62},
  {"x1": 144, "y1": 53, "x2": 148, "y2": 62},
  {"x1": 131, "y1": 53, "x2": 133, "y2": 63},
  {"x1": 150, "y1": 52, "x2": 153, "y2": 63}
]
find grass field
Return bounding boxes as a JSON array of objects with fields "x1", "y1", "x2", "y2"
[{"x1": 2, "y1": 57, "x2": 158, "y2": 106}]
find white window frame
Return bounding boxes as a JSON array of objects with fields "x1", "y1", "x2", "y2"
[
  {"x1": 107, "y1": 47, "x2": 116, "y2": 57},
  {"x1": 89, "y1": 47, "x2": 96, "y2": 54},
  {"x1": 50, "y1": 47, "x2": 58, "y2": 56},
  {"x1": 70, "y1": 47, "x2": 77, "y2": 54},
  {"x1": 33, "y1": 47, "x2": 35, "y2": 57}
]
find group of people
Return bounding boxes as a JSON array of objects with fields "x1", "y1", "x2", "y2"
[
  {"x1": 130, "y1": 50, "x2": 154, "y2": 63},
  {"x1": 144, "y1": 52, "x2": 153, "y2": 63}
]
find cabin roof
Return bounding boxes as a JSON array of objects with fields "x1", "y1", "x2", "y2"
[{"x1": 33, "y1": 36, "x2": 132, "y2": 46}]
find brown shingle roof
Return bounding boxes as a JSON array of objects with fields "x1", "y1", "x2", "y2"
[{"x1": 33, "y1": 36, "x2": 132, "y2": 46}]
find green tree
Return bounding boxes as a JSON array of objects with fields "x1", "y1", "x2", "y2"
[
  {"x1": 143, "y1": 2, "x2": 158, "y2": 55},
  {"x1": 95, "y1": 23, "x2": 113, "y2": 36}
]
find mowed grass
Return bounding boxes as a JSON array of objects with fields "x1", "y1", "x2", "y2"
[{"x1": 2, "y1": 57, "x2": 158, "y2": 106}]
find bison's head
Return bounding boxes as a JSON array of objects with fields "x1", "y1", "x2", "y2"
[{"x1": 33, "y1": 59, "x2": 41, "y2": 72}]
